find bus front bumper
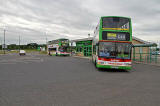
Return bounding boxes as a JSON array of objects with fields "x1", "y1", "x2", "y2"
[{"x1": 96, "y1": 64, "x2": 131, "y2": 70}]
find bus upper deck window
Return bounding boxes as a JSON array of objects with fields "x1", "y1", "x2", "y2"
[{"x1": 113, "y1": 17, "x2": 120, "y2": 22}]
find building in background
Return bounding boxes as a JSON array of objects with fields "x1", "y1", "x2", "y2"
[
  {"x1": 71, "y1": 37, "x2": 93, "y2": 57},
  {"x1": 71, "y1": 36, "x2": 156, "y2": 57},
  {"x1": 48, "y1": 36, "x2": 157, "y2": 61}
]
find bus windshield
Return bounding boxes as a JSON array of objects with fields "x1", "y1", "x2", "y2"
[
  {"x1": 99, "y1": 42, "x2": 131, "y2": 59},
  {"x1": 99, "y1": 42, "x2": 116, "y2": 58},
  {"x1": 102, "y1": 17, "x2": 130, "y2": 29},
  {"x1": 116, "y1": 43, "x2": 132, "y2": 59}
]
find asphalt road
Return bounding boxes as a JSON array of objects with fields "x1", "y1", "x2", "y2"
[{"x1": 0, "y1": 54, "x2": 160, "y2": 106}]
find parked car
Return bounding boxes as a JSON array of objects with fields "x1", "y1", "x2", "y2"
[
  {"x1": 152, "y1": 51, "x2": 160, "y2": 55},
  {"x1": 19, "y1": 50, "x2": 26, "y2": 55}
]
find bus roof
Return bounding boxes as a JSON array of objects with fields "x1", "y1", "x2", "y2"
[{"x1": 101, "y1": 16, "x2": 131, "y2": 19}]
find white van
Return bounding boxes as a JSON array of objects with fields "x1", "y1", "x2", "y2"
[{"x1": 19, "y1": 50, "x2": 26, "y2": 55}]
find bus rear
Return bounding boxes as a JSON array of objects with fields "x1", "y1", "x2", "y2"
[
  {"x1": 57, "y1": 39, "x2": 70, "y2": 56},
  {"x1": 58, "y1": 46, "x2": 70, "y2": 56}
]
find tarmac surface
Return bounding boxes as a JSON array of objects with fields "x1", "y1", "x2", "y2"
[{"x1": 0, "y1": 54, "x2": 160, "y2": 106}]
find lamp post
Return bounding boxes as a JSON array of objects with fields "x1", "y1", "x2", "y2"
[
  {"x1": 0, "y1": 37, "x2": 2, "y2": 51},
  {"x1": 3, "y1": 29, "x2": 6, "y2": 54},
  {"x1": 45, "y1": 32, "x2": 48, "y2": 52},
  {"x1": 19, "y1": 35, "x2": 20, "y2": 52}
]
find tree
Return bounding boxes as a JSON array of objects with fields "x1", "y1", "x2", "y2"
[{"x1": 27, "y1": 43, "x2": 38, "y2": 49}]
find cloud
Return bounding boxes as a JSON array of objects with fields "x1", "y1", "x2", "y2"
[{"x1": 0, "y1": 0, "x2": 160, "y2": 44}]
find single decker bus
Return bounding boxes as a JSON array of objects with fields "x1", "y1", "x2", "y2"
[
  {"x1": 48, "y1": 38, "x2": 70, "y2": 56},
  {"x1": 92, "y1": 16, "x2": 132, "y2": 70}
]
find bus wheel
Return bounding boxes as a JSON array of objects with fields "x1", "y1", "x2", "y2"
[{"x1": 95, "y1": 60, "x2": 99, "y2": 69}]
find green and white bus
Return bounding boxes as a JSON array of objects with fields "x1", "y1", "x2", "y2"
[
  {"x1": 92, "y1": 16, "x2": 132, "y2": 70},
  {"x1": 48, "y1": 38, "x2": 70, "y2": 56}
]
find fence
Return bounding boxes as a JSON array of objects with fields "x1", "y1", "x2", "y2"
[{"x1": 132, "y1": 43, "x2": 159, "y2": 64}]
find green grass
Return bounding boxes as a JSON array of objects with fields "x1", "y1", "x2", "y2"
[
  {"x1": 39, "y1": 51, "x2": 47, "y2": 54},
  {"x1": 24, "y1": 49, "x2": 47, "y2": 54},
  {"x1": 0, "y1": 50, "x2": 4, "y2": 54},
  {"x1": 0, "y1": 49, "x2": 48, "y2": 55},
  {"x1": 0, "y1": 50, "x2": 19, "y2": 54},
  {"x1": 9, "y1": 50, "x2": 19, "y2": 53},
  {"x1": 24, "y1": 49, "x2": 38, "y2": 53}
]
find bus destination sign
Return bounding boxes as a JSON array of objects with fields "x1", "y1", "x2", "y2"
[
  {"x1": 107, "y1": 33, "x2": 117, "y2": 40},
  {"x1": 107, "y1": 33, "x2": 126, "y2": 40},
  {"x1": 102, "y1": 31, "x2": 130, "y2": 41}
]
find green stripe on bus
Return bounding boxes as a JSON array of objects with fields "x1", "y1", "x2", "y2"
[{"x1": 96, "y1": 64, "x2": 131, "y2": 70}]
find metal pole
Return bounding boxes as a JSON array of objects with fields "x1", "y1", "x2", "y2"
[
  {"x1": 159, "y1": 41, "x2": 160, "y2": 52},
  {"x1": 1, "y1": 38, "x2": 2, "y2": 51},
  {"x1": 19, "y1": 36, "x2": 20, "y2": 51},
  {"x1": 150, "y1": 47, "x2": 152, "y2": 63},
  {"x1": 46, "y1": 32, "x2": 47, "y2": 52},
  {"x1": 4, "y1": 29, "x2": 5, "y2": 54}
]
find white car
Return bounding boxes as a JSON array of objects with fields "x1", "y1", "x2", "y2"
[{"x1": 19, "y1": 50, "x2": 26, "y2": 55}]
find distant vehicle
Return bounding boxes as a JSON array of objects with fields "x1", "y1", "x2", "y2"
[
  {"x1": 48, "y1": 38, "x2": 70, "y2": 56},
  {"x1": 92, "y1": 16, "x2": 132, "y2": 70},
  {"x1": 19, "y1": 50, "x2": 26, "y2": 55},
  {"x1": 152, "y1": 51, "x2": 160, "y2": 55}
]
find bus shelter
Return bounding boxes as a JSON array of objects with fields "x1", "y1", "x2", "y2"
[
  {"x1": 71, "y1": 37, "x2": 93, "y2": 57},
  {"x1": 132, "y1": 43, "x2": 158, "y2": 63},
  {"x1": 76, "y1": 40, "x2": 92, "y2": 56}
]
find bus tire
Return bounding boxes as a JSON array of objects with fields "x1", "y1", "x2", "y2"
[{"x1": 95, "y1": 59, "x2": 99, "y2": 69}]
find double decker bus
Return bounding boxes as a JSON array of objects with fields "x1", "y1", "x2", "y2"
[
  {"x1": 48, "y1": 38, "x2": 70, "y2": 56},
  {"x1": 92, "y1": 16, "x2": 132, "y2": 70}
]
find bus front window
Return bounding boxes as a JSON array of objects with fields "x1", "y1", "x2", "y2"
[
  {"x1": 116, "y1": 43, "x2": 132, "y2": 59},
  {"x1": 99, "y1": 42, "x2": 115, "y2": 58},
  {"x1": 99, "y1": 42, "x2": 132, "y2": 59}
]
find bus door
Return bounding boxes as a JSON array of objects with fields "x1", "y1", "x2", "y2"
[{"x1": 84, "y1": 46, "x2": 92, "y2": 56}]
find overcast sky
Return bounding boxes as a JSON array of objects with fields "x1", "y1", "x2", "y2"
[{"x1": 0, "y1": 0, "x2": 160, "y2": 44}]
